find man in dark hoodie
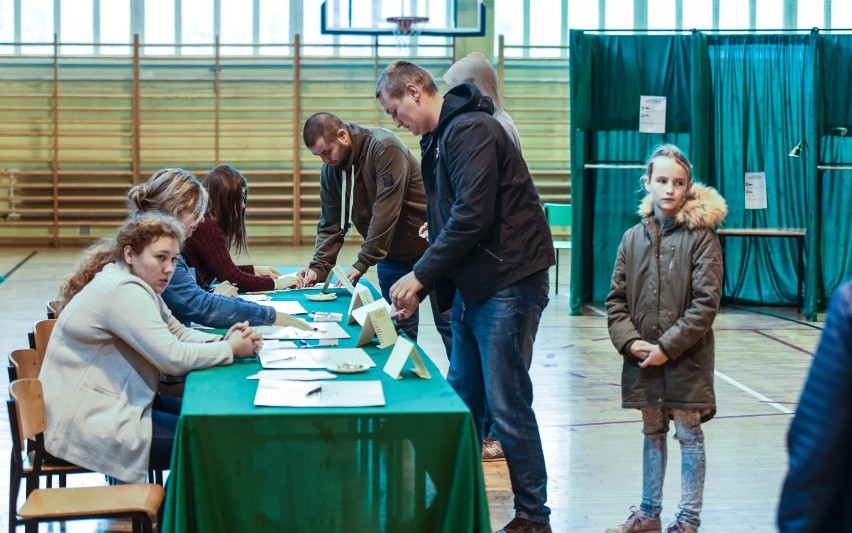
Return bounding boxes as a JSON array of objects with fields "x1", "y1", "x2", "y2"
[{"x1": 376, "y1": 60, "x2": 555, "y2": 533}]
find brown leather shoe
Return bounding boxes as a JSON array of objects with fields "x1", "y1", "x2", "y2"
[
  {"x1": 481, "y1": 436, "x2": 506, "y2": 461},
  {"x1": 497, "y1": 517, "x2": 552, "y2": 533}
]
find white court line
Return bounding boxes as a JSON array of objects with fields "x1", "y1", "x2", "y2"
[
  {"x1": 714, "y1": 370, "x2": 794, "y2": 414},
  {"x1": 584, "y1": 304, "x2": 607, "y2": 317}
]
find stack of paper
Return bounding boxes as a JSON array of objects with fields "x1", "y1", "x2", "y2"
[{"x1": 254, "y1": 380, "x2": 386, "y2": 407}]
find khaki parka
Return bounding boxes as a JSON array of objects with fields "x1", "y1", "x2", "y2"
[{"x1": 606, "y1": 183, "x2": 728, "y2": 420}]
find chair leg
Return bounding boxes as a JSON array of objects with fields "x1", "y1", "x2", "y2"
[{"x1": 555, "y1": 249, "x2": 560, "y2": 294}]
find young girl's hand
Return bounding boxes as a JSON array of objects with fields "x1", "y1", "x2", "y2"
[{"x1": 639, "y1": 344, "x2": 669, "y2": 368}]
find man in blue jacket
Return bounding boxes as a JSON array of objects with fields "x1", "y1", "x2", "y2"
[{"x1": 376, "y1": 60, "x2": 555, "y2": 533}]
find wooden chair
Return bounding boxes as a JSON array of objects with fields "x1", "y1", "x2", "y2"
[
  {"x1": 7, "y1": 379, "x2": 164, "y2": 533},
  {"x1": 31, "y1": 319, "x2": 56, "y2": 363},
  {"x1": 544, "y1": 203, "x2": 572, "y2": 294},
  {"x1": 8, "y1": 348, "x2": 42, "y2": 381},
  {"x1": 46, "y1": 300, "x2": 59, "y2": 319}
]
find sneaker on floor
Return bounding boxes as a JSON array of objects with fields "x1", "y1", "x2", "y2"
[
  {"x1": 497, "y1": 517, "x2": 552, "y2": 533},
  {"x1": 605, "y1": 506, "x2": 662, "y2": 533},
  {"x1": 481, "y1": 436, "x2": 506, "y2": 461},
  {"x1": 665, "y1": 520, "x2": 697, "y2": 533}
]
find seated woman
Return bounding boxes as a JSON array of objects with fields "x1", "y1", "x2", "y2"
[
  {"x1": 127, "y1": 168, "x2": 308, "y2": 330},
  {"x1": 40, "y1": 212, "x2": 260, "y2": 484},
  {"x1": 184, "y1": 164, "x2": 295, "y2": 292}
]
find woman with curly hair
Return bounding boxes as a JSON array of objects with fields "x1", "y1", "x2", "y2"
[{"x1": 41, "y1": 211, "x2": 261, "y2": 483}]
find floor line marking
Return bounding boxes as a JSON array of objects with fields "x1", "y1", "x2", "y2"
[
  {"x1": 714, "y1": 369, "x2": 794, "y2": 414},
  {"x1": 751, "y1": 329, "x2": 814, "y2": 357}
]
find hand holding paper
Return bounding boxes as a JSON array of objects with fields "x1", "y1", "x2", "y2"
[{"x1": 390, "y1": 272, "x2": 423, "y2": 320}]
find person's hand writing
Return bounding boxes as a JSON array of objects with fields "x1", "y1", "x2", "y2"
[
  {"x1": 213, "y1": 281, "x2": 238, "y2": 298},
  {"x1": 390, "y1": 272, "x2": 423, "y2": 319},
  {"x1": 255, "y1": 266, "x2": 281, "y2": 278},
  {"x1": 296, "y1": 267, "x2": 318, "y2": 288}
]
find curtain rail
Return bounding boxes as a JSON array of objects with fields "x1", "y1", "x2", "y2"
[{"x1": 584, "y1": 163, "x2": 646, "y2": 169}]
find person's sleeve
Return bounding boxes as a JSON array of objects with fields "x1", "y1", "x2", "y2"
[
  {"x1": 105, "y1": 282, "x2": 233, "y2": 376},
  {"x1": 656, "y1": 229, "x2": 723, "y2": 359},
  {"x1": 161, "y1": 258, "x2": 276, "y2": 328},
  {"x1": 778, "y1": 283, "x2": 852, "y2": 532},
  {"x1": 164, "y1": 305, "x2": 225, "y2": 343},
  {"x1": 412, "y1": 120, "x2": 499, "y2": 287},
  {"x1": 605, "y1": 234, "x2": 642, "y2": 355},
  {"x1": 310, "y1": 167, "x2": 344, "y2": 281},
  {"x1": 186, "y1": 221, "x2": 275, "y2": 292},
  {"x1": 352, "y1": 145, "x2": 412, "y2": 273}
]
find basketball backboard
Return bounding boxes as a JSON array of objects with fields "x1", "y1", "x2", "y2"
[{"x1": 320, "y1": 0, "x2": 486, "y2": 37}]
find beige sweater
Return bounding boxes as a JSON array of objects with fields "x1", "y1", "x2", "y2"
[{"x1": 40, "y1": 262, "x2": 233, "y2": 483}]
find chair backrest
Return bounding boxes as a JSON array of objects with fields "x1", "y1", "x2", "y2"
[
  {"x1": 544, "y1": 203, "x2": 572, "y2": 240},
  {"x1": 9, "y1": 348, "x2": 42, "y2": 381},
  {"x1": 46, "y1": 300, "x2": 58, "y2": 320},
  {"x1": 8, "y1": 379, "x2": 47, "y2": 456},
  {"x1": 32, "y1": 319, "x2": 56, "y2": 363}
]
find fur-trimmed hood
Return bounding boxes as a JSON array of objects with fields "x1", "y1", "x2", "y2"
[{"x1": 638, "y1": 182, "x2": 728, "y2": 230}]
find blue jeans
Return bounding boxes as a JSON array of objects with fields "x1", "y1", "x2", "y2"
[
  {"x1": 640, "y1": 407, "x2": 705, "y2": 529},
  {"x1": 447, "y1": 270, "x2": 550, "y2": 523},
  {"x1": 150, "y1": 394, "x2": 182, "y2": 471},
  {"x1": 377, "y1": 256, "x2": 452, "y2": 346}
]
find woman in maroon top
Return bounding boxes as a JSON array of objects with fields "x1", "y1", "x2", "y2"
[{"x1": 184, "y1": 164, "x2": 295, "y2": 292}]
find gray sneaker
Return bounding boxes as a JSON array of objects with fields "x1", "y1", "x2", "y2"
[
  {"x1": 664, "y1": 520, "x2": 697, "y2": 533},
  {"x1": 481, "y1": 436, "x2": 506, "y2": 461},
  {"x1": 605, "y1": 507, "x2": 662, "y2": 533}
]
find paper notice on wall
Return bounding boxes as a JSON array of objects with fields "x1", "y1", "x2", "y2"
[
  {"x1": 744, "y1": 172, "x2": 767, "y2": 209},
  {"x1": 639, "y1": 96, "x2": 667, "y2": 133}
]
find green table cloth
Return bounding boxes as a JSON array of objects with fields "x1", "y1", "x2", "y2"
[{"x1": 161, "y1": 281, "x2": 490, "y2": 532}]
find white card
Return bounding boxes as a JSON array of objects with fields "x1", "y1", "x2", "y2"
[
  {"x1": 383, "y1": 337, "x2": 431, "y2": 380},
  {"x1": 347, "y1": 284, "x2": 376, "y2": 324},
  {"x1": 351, "y1": 298, "x2": 392, "y2": 326},
  {"x1": 356, "y1": 306, "x2": 398, "y2": 349},
  {"x1": 331, "y1": 265, "x2": 356, "y2": 294}
]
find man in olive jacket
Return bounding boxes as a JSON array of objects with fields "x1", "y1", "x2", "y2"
[
  {"x1": 300, "y1": 112, "x2": 435, "y2": 341},
  {"x1": 377, "y1": 60, "x2": 555, "y2": 533}
]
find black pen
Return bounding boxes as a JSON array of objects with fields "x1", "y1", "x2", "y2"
[{"x1": 305, "y1": 385, "x2": 322, "y2": 397}]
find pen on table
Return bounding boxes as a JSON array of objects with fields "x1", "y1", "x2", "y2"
[
  {"x1": 305, "y1": 385, "x2": 322, "y2": 397},
  {"x1": 265, "y1": 355, "x2": 296, "y2": 364}
]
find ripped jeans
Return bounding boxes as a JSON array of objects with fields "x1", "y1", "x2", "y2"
[{"x1": 639, "y1": 407, "x2": 705, "y2": 529}]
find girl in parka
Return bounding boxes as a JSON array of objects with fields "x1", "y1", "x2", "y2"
[{"x1": 605, "y1": 144, "x2": 727, "y2": 533}]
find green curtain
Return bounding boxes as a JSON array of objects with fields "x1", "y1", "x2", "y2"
[
  {"x1": 569, "y1": 32, "x2": 696, "y2": 310},
  {"x1": 817, "y1": 35, "x2": 852, "y2": 300},
  {"x1": 709, "y1": 34, "x2": 813, "y2": 308},
  {"x1": 570, "y1": 31, "x2": 850, "y2": 318}
]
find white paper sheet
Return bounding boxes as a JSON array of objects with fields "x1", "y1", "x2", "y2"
[
  {"x1": 254, "y1": 380, "x2": 386, "y2": 407},
  {"x1": 246, "y1": 370, "x2": 337, "y2": 381},
  {"x1": 257, "y1": 322, "x2": 350, "y2": 340},
  {"x1": 259, "y1": 347, "x2": 374, "y2": 369},
  {"x1": 267, "y1": 300, "x2": 308, "y2": 315}
]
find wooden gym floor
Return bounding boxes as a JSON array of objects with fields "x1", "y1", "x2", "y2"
[{"x1": 0, "y1": 245, "x2": 823, "y2": 532}]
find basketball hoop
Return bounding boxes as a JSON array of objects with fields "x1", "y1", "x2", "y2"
[{"x1": 387, "y1": 15, "x2": 429, "y2": 47}]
